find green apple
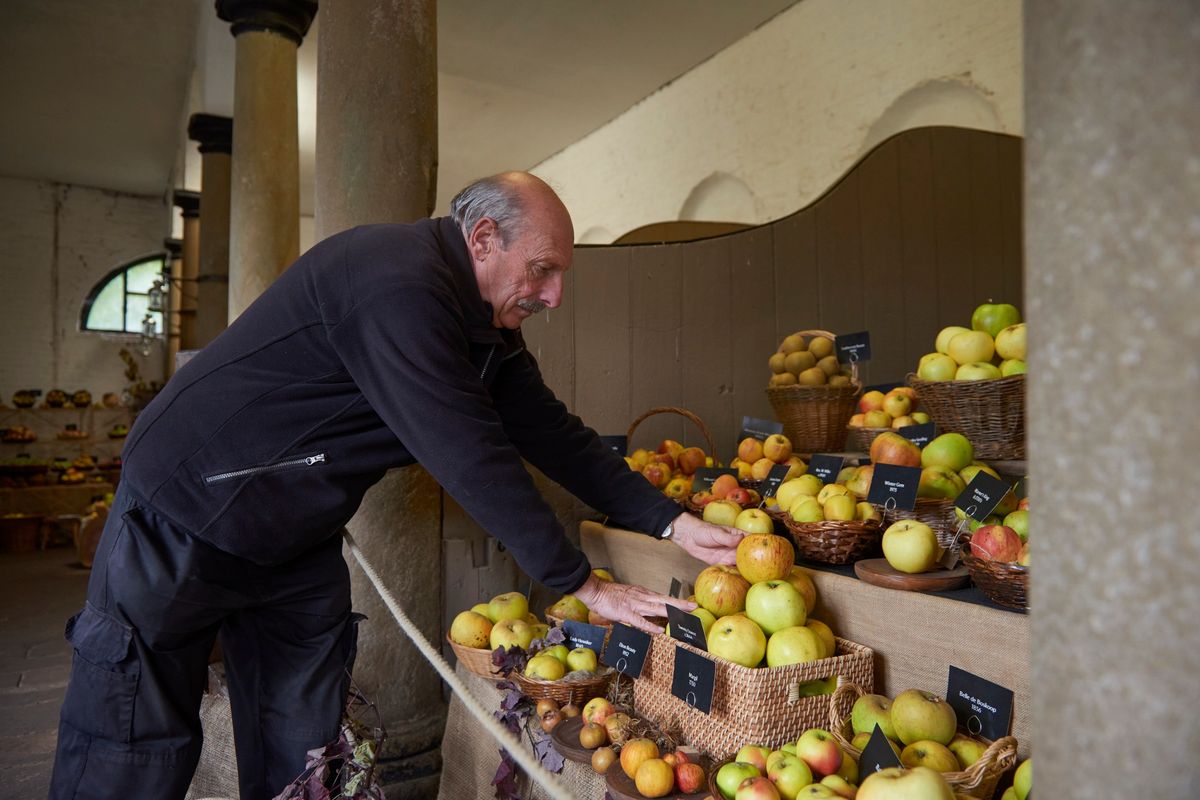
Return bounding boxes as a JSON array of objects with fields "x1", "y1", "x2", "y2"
[
  {"x1": 836, "y1": 465, "x2": 859, "y2": 483},
  {"x1": 917, "y1": 353, "x2": 958, "y2": 381},
  {"x1": 470, "y1": 602, "x2": 491, "y2": 618},
  {"x1": 565, "y1": 647, "x2": 598, "y2": 672},
  {"x1": 796, "y1": 676, "x2": 837, "y2": 697},
  {"x1": 821, "y1": 774, "x2": 858, "y2": 799},
  {"x1": 955, "y1": 362, "x2": 1003, "y2": 381},
  {"x1": 524, "y1": 654, "x2": 565, "y2": 680},
  {"x1": 766, "y1": 625, "x2": 824, "y2": 667},
  {"x1": 735, "y1": 507, "x2": 775, "y2": 535},
  {"x1": 690, "y1": 607, "x2": 717, "y2": 636},
  {"x1": 917, "y1": 466, "x2": 967, "y2": 500},
  {"x1": 529, "y1": 622, "x2": 550, "y2": 641},
  {"x1": 1003, "y1": 509, "x2": 1029, "y2": 541},
  {"x1": 704, "y1": 499, "x2": 743, "y2": 527},
  {"x1": 489, "y1": 619, "x2": 534, "y2": 651},
  {"x1": 708, "y1": 614, "x2": 767, "y2": 668},
  {"x1": 1013, "y1": 758, "x2": 1031, "y2": 799},
  {"x1": 833, "y1": 750, "x2": 858, "y2": 783},
  {"x1": 947, "y1": 330, "x2": 995, "y2": 366},
  {"x1": 851, "y1": 693, "x2": 896, "y2": 739},
  {"x1": 768, "y1": 754, "x2": 814, "y2": 799},
  {"x1": 882, "y1": 521, "x2": 941, "y2": 574},
  {"x1": 806, "y1": 619, "x2": 836, "y2": 658},
  {"x1": 890, "y1": 689, "x2": 958, "y2": 746},
  {"x1": 958, "y1": 463, "x2": 1001, "y2": 486},
  {"x1": 947, "y1": 733, "x2": 987, "y2": 769},
  {"x1": 850, "y1": 731, "x2": 871, "y2": 751},
  {"x1": 790, "y1": 495, "x2": 825, "y2": 523},
  {"x1": 921, "y1": 433, "x2": 975, "y2": 472},
  {"x1": 1000, "y1": 788, "x2": 1018, "y2": 800},
  {"x1": 716, "y1": 761, "x2": 761, "y2": 800},
  {"x1": 747, "y1": 581, "x2": 808, "y2": 635},
  {"x1": 449, "y1": 611, "x2": 493, "y2": 649},
  {"x1": 487, "y1": 591, "x2": 529, "y2": 623},
  {"x1": 858, "y1": 766, "x2": 955, "y2": 800},
  {"x1": 823, "y1": 494, "x2": 857, "y2": 521},
  {"x1": 765, "y1": 749, "x2": 790, "y2": 774},
  {"x1": 541, "y1": 644, "x2": 569, "y2": 663},
  {"x1": 900, "y1": 740, "x2": 959, "y2": 772},
  {"x1": 935, "y1": 326, "x2": 971, "y2": 355},
  {"x1": 999, "y1": 358, "x2": 1027, "y2": 376},
  {"x1": 972, "y1": 302, "x2": 1022, "y2": 339},
  {"x1": 911, "y1": 411, "x2": 931, "y2": 424},
  {"x1": 547, "y1": 594, "x2": 589, "y2": 622}
]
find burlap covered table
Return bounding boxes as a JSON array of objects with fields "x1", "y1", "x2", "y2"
[{"x1": 437, "y1": 663, "x2": 606, "y2": 799}]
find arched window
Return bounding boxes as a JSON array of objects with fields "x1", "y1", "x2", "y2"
[{"x1": 80, "y1": 254, "x2": 166, "y2": 335}]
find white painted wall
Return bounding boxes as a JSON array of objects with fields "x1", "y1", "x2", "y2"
[
  {"x1": 534, "y1": 0, "x2": 1023, "y2": 242},
  {"x1": 0, "y1": 176, "x2": 170, "y2": 400}
]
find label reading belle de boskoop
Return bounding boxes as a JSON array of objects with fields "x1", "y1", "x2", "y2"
[
  {"x1": 601, "y1": 623, "x2": 650, "y2": 678},
  {"x1": 693, "y1": 467, "x2": 739, "y2": 492},
  {"x1": 898, "y1": 422, "x2": 937, "y2": 448},
  {"x1": 807, "y1": 454, "x2": 845, "y2": 483},
  {"x1": 561, "y1": 620, "x2": 608, "y2": 654},
  {"x1": 859, "y1": 724, "x2": 903, "y2": 775},
  {"x1": 866, "y1": 464, "x2": 921, "y2": 511},
  {"x1": 954, "y1": 471, "x2": 1013, "y2": 521},
  {"x1": 599, "y1": 435, "x2": 628, "y2": 456},
  {"x1": 835, "y1": 330, "x2": 872, "y2": 364},
  {"x1": 739, "y1": 415, "x2": 784, "y2": 442},
  {"x1": 759, "y1": 464, "x2": 793, "y2": 500},
  {"x1": 667, "y1": 605, "x2": 708, "y2": 650},
  {"x1": 671, "y1": 647, "x2": 715, "y2": 713},
  {"x1": 946, "y1": 665, "x2": 1015, "y2": 741}
]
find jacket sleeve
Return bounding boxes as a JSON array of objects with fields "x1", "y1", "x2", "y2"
[
  {"x1": 327, "y1": 284, "x2": 591, "y2": 594},
  {"x1": 488, "y1": 345, "x2": 684, "y2": 539}
]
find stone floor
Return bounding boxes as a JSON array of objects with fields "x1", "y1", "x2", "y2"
[{"x1": 0, "y1": 547, "x2": 89, "y2": 797}]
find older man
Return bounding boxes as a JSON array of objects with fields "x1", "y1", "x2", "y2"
[{"x1": 49, "y1": 172, "x2": 743, "y2": 799}]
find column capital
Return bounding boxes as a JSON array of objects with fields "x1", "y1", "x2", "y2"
[
  {"x1": 216, "y1": 0, "x2": 317, "y2": 46},
  {"x1": 163, "y1": 238, "x2": 183, "y2": 259},
  {"x1": 173, "y1": 189, "x2": 201, "y2": 219},
  {"x1": 188, "y1": 113, "x2": 233, "y2": 155}
]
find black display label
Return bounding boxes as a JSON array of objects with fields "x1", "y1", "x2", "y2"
[
  {"x1": 561, "y1": 620, "x2": 607, "y2": 653},
  {"x1": 666, "y1": 605, "x2": 707, "y2": 651},
  {"x1": 739, "y1": 416, "x2": 784, "y2": 442},
  {"x1": 807, "y1": 454, "x2": 845, "y2": 484},
  {"x1": 759, "y1": 464, "x2": 793, "y2": 499},
  {"x1": 859, "y1": 725, "x2": 903, "y2": 775},
  {"x1": 671, "y1": 646, "x2": 715, "y2": 714},
  {"x1": 946, "y1": 665, "x2": 1015, "y2": 741},
  {"x1": 693, "y1": 467, "x2": 738, "y2": 491},
  {"x1": 835, "y1": 331, "x2": 872, "y2": 364},
  {"x1": 898, "y1": 422, "x2": 937, "y2": 448},
  {"x1": 668, "y1": 578, "x2": 683, "y2": 599},
  {"x1": 865, "y1": 464, "x2": 921, "y2": 511},
  {"x1": 601, "y1": 623, "x2": 651, "y2": 679},
  {"x1": 954, "y1": 472, "x2": 1013, "y2": 522},
  {"x1": 599, "y1": 435, "x2": 628, "y2": 457}
]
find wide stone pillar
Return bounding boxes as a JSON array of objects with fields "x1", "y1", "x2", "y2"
[
  {"x1": 187, "y1": 113, "x2": 232, "y2": 346},
  {"x1": 172, "y1": 189, "x2": 201, "y2": 352},
  {"x1": 162, "y1": 237, "x2": 183, "y2": 375},
  {"x1": 217, "y1": 0, "x2": 315, "y2": 321},
  {"x1": 315, "y1": 3, "x2": 441, "y2": 797},
  {"x1": 1026, "y1": 3, "x2": 1200, "y2": 797}
]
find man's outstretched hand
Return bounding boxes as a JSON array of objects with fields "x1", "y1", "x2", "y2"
[
  {"x1": 669, "y1": 511, "x2": 743, "y2": 566},
  {"x1": 572, "y1": 574, "x2": 694, "y2": 634}
]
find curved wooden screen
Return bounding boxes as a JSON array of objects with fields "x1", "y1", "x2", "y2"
[{"x1": 521, "y1": 126, "x2": 1024, "y2": 458}]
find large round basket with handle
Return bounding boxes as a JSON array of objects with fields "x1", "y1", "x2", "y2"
[{"x1": 766, "y1": 330, "x2": 861, "y2": 454}]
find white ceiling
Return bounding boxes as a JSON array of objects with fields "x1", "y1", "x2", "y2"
[{"x1": 0, "y1": 0, "x2": 796, "y2": 215}]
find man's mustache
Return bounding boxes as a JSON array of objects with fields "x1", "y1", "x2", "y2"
[{"x1": 518, "y1": 299, "x2": 548, "y2": 314}]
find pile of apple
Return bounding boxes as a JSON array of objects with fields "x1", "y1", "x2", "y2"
[
  {"x1": 573, "y1": 697, "x2": 709, "y2": 797},
  {"x1": 767, "y1": 332, "x2": 856, "y2": 388},
  {"x1": 627, "y1": 439, "x2": 714, "y2": 501},
  {"x1": 449, "y1": 591, "x2": 551, "y2": 653},
  {"x1": 728, "y1": 434, "x2": 807, "y2": 484},
  {"x1": 770, "y1": 474, "x2": 881, "y2": 525},
  {"x1": 867, "y1": 430, "x2": 1012, "y2": 504},
  {"x1": 713, "y1": 731, "x2": 860, "y2": 799},
  {"x1": 846, "y1": 689, "x2": 988, "y2": 774},
  {"x1": 966, "y1": 497, "x2": 1030, "y2": 568},
  {"x1": 915, "y1": 302, "x2": 1027, "y2": 382},
  {"x1": 848, "y1": 386, "x2": 930, "y2": 430}
]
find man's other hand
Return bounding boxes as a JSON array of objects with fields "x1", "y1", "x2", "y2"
[
  {"x1": 670, "y1": 512, "x2": 742, "y2": 566},
  {"x1": 572, "y1": 574, "x2": 694, "y2": 634}
]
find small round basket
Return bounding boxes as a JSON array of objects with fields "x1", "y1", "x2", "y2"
[
  {"x1": 707, "y1": 758, "x2": 733, "y2": 798},
  {"x1": 445, "y1": 633, "x2": 504, "y2": 683},
  {"x1": 845, "y1": 424, "x2": 892, "y2": 454},
  {"x1": 772, "y1": 509, "x2": 883, "y2": 565},
  {"x1": 878, "y1": 497, "x2": 960, "y2": 548},
  {"x1": 960, "y1": 534, "x2": 1029, "y2": 611},
  {"x1": 766, "y1": 330, "x2": 861, "y2": 455},
  {"x1": 627, "y1": 406, "x2": 718, "y2": 461},
  {"x1": 906, "y1": 373, "x2": 1025, "y2": 459},
  {"x1": 544, "y1": 608, "x2": 615, "y2": 646},
  {"x1": 510, "y1": 668, "x2": 615, "y2": 706},
  {"x1": 829, "y1": 683, "x2": 1018, "y2": 800}
]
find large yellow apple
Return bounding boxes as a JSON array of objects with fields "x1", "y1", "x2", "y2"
[
  {"x1": 817, "y1": 483, "x2": 852, "y2": 504},
  {"x1": 947, "y1": 330, "x2": 995, "y2": 366},
  {"x1": 935, "y1": 326, "x2": 971, "y2": 355},
  {"x1": 994, "y1": 323, "x2": 1026, "y2": 360},
  {"x1": 769, "y1": 352, "x2": 788, "y2": 374},
  {"x1": 746, "y1": 580, "x2": 808, "y2": 634},
  {"x1": 490, "y1": 619, "x2": 534, "y2": 651},
  {"x1": 822, "y1": 494, "x2": 857, "y2": 521},
  {"x1": 882, "y1": 521, "x2": 941, "y2": 574},
  {"x1": 776, "y1": 478, "x2": 813, "y2": 511},
  {"x1": 736, "y1": 508, "x2": 775, "y2": 535},
  {"x1": 805, "y1": 619, "x2": 836, "y2": 658},
  {"x1": 858, "y1": 766, "x2": 954, "y2": 800},
  {"x1": 783, "y1": 566, "x2": 818, "y2": 614},
  {"x1": 918, "y1": 353, "x2": 958, "y2": 381},
  {"x1": 856, "y1": 502, "x2": 882, "y2": 523},
  {"x1": 763, "y1": 433, "x2": 794, "y2": 463},
  {"x1": 789, "y1": 495, "x2": 825, "y2": 523},
  {"x1": 707, "y1": 614, "x2": 767, "y2": 668},
  {"x1": 704, "y1": 499, "x2": 742, "y2": 527},
  {"x1": 955, "y1": 362, "x2": 1003, "y2": 381},
  {"x1": 785, "y1": 350, "x2": 817, "y2": 375},
  {"x1": 525, "y1": 654, "x2": 566, "y2": 681},
  {"x1": 891, "y1": 689, "x2": 958, "y2": 745},
  {"x1": 900, "y1": 741, "x2": 959, "y2": 772},
  {"x1": 488, "y1": 591, "x2": 530, "y2": 623},
  {"x1": 766, "y1": 625, "x2": 824, "y2": 667},
  {"x1": 449, "y1": 611, "x2": 493, "y2": 648},
  {"x1": 737, "y1": 533, "x2": 795, "y2": 583}
]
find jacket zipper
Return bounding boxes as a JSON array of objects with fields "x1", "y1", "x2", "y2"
[
  {"x1": 479, "y1": 345, "x2": 497, "y2": 381},
  {"x1": 203, "y1": 453, "x2": 327, "y2": 485}
]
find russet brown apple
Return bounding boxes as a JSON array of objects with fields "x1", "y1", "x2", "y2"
[
  {"x1": 780, "y1": 333, "x2": 807, "y2": 353},
  {"x1": 817, "y1": 355, "x2": 840, "y2": 377},
  {"x1": 769, "y1": 352, "x2": 788, "y2": 374},
  {"x1": 770, "y1": 372, "x2": 798, "y2": 387},
  {"x1": 798, "y1": 367, "x2": 828, "y2": 386},
  {"x1": 785, "y1": 350, "x2": 817, "y2": 374}
]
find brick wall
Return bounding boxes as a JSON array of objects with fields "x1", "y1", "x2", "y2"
[{"x1": 0, "y1": 176, "x2": 170, "y2": 402}]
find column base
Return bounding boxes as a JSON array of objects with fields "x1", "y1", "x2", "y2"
[{"x1": 374, "y1": 708, "x2": 446, "y2": 799}]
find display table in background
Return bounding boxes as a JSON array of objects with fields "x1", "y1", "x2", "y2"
[{"x1": 0, "y1": 483, "x2": 113, "y2": 517}]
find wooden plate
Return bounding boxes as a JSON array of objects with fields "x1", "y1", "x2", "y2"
[
  {"x1": 854, "y1": 558, "x2": 970, "y2": 592},
  {"x1": 606, "y1": 762, "x2": 710, "y2": 800},
  {"x1": 548, "y1": 715, "x2": 597, "y2": 764}
]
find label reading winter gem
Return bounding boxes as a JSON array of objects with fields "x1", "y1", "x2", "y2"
[
  {"x1": 807, "y1": 454, "x2": 845, "y2": 483},
  {"x1": 599, "y1": 435, "x2": 628, "y2": 457},
  {"x1": 946, "y1": 665, "x2": 1015, "y2": 740},
  {"x1": 739, "y1": 416, "x2": 784, "y2": 443},
  {"x1": 865, "y1": 464, "x2": 921, "y2": 511},
  {"x1": 954, "y1": 471, "x2": 1013, "y2": 522},
  {"x1": 601, "y1": 623, "x2": 650, "y2": 678},
  {"x1": 671, "y1": 647, "x2": 715, "y2": 714},
  {"x1": 836, "y1": 331, "x2": 872, "y2": 364},
  {"x1": 666, "y1": 605, "x2": 707, "y2": 651}
]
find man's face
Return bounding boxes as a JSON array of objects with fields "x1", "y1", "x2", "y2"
[{"x1": 486, "y1": 224, "x2": 571, "y2": 329}]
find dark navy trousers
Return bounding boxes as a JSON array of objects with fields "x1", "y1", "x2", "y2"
[{"x1": 49, "y1": 485, "x2": 362, "y2": 800}]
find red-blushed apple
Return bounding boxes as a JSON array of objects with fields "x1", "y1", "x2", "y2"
[
  {"x1": 658, "y1": 439, "x2": 685, "y2": 458},
  {"x1": 728, "y1": 486, "x2": 755, "y2": 506},
  {"x1": 716, "y1": 762, "x2": 762, "y2": 799},
  {"x1": 736, "y1": 776, "x2": 782, "y2": 800},
  {"x1": 747, "y1": 580, "x2": 808, "y2": 634},
  {"x1": 739, "y1": 437, "x2": 766, "y2": 463},
  {"x1": 620, "y1": 738, "x2": 660, "y2": 780},
  {"x1": 857, "y1": 766, "x2": 954, "y2": 800},
  {"x1": 704, "y1": 499, "x2": 743, "y2": 528},
  {"x1": 708, "y1": 614, "x2": 767, "y2": 668},
  {"x1": 694, "y1": 565, "x2": 751, "y2": 617},
  {"x1": 712, "y1": 473, "x2": 740, "y2": 500},
  {"x1": 1018, "y1": 496, "x2": 1030, "y2": 511},
  {"x1": 849, "y1": 413, "x2": 867, "y2": 427},
  {"x1": 869, "y1": 432, "x2": 922, "y2": 467},
  {"x1": 677, "y1": 446, "x2": 707, "y2": 475},
  {"x1": 661, "y1": 750, "x2": 688, "y2": 769},
  {"x1": 737, "y1": 533, "x2": 796, "y2": 583},
  {"x1": 735, "y1": 744, "x2": 772, "y2": 773},
  {"x1": 851, "y1": 693, "x2": 896, "y2": 739},
  {"x1": 764, "y1": 433, "x2": 794, "y2": 463},
  {"x1": 882, "y1": 521, "x2": 941, "y2": 574},
  {"x1": 890, "y1": 689, "x2": 957, "y2": 746},
  {"x1": 768, "y1": 753, "x2": 814, "y2": 798},
  {"x1": 648, "y1": 451, "x2": 676, "y2": 472},
  {"x1": 675, "y1": 761, "x2": 706, "y2": 794},
  {"x1": 642, "y1": 462, "x2": 671, "y2": 488},
  {"x1": 795, "y1": 728, "x2": 843, "y2": 777},
  {"x1": 582, "y1": 696, "x2": 614, "y2": 726},
  {"x1": 634, "y1": 758, "x2": 674, "y2": 798},
  {"x1": 970, "y1": 525, "x2": 1023, "y2": 562},
  {"x1": 1017, "y1": 543, "x2": 1030, "y2": 566},
  {"x1": 736, "y1": 508, "x2": 775, "y2": 535},
  {"x1": 690, "y1": 490, "x2": 716, "y2": 509},
  {"x1": 859, "y1": 391, "x2": 887, "y2": 413},
  {"x1": 900, "y1": 740, "x2": 959, "y2": 772}
]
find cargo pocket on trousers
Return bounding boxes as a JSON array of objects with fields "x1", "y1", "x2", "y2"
[{"x1": 61, "y1": 603, "x2": 140, "y2": 743}]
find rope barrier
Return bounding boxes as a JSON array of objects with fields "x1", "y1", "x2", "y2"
[{"x1": 342, "y1": 530, "x2": 577, "y2": 800}]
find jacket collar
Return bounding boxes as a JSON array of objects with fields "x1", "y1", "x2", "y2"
[{"x1": 436, "y1": 216, "x2": 505, "y2": 344}]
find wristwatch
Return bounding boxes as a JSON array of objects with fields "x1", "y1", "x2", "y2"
[{"x1": 660, "y1": 520, "x2": 675, "y2": 540}]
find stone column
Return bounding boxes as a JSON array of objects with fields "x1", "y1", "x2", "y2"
[
  {"x1": 1026, "y1": 3, "x2": 1200, "y2": 797},
  {"x1": 187, "y1": 113, "x2": 232, "y2": 347},
  {"x1": 172, "y1": 189, "x2": 202, "y2": 352},
  {"x1": 217, "y1": 0, "x2": 315, "y2": 322},
  {"x1": 315, "y1": 3, "x2": 441, "y2": 796},
  {"x1": 162, "y1": 237, "x2": 183, "y2": 376}
]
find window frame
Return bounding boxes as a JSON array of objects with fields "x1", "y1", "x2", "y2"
[{"x1": 79, "y1": 253, "x2": 168, "y2": 335}]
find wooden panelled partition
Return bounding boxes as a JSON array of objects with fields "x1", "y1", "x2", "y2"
[{"x1": 523, "y1": 126, "x2": 1024, "y2": 460}]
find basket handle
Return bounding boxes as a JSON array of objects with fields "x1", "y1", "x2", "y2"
[
  {"x1": 953, "y1": 735, "x2": 1019, "y2": 791},
  {"x1": 827, "y1": 681, "x2": 868, "y2": 752},
  {"x1": 626, "y1": 407, "x2": 717, "y2": 460},
  {"x1": 792, "y1": 329, "x2": 860, "y2": 385}
]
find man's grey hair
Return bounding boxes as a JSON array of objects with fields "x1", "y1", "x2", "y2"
[{"x1": 450, "y1": 175, "x2": 526, "y2": 246}]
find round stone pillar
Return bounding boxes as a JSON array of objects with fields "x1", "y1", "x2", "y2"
[
  {"x1": 162, "y1": 237, "x2": 183, "y2": 375},
  {"x1": 187, "y1": 113, "x2": 233, "y2": 346},
  {"x1": 216, "y1": 0, "x2": 315, "y2": 322},
  {"x1": 171, "y1": 189, "x2": 202, "y2": 354},
  {"x1": 315, "y1": 3, "x2": 442, "y2": 796}
]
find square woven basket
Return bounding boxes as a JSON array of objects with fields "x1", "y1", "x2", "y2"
[{"x1": 633, "y1": 634, "x2": 874, "y2": 759}]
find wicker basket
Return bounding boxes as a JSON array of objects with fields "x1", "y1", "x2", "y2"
[
  {"x1": 960, "y1": 535, "x2": 1029, "y2": 611},
  {"x1": 445, "y1": 633, "x2": 504, "y2": 683},
  {"x1": 773, "y1": 511, "x2": 883, "y2": 565},
  {"x1": 627, "y1": 406, "x2": 718, "y2": 462},
  {"x1": 906, "y1": 374, "x2": 1025, "y2": 459},
  {"x1": 829, "y1": 683, "x2": 1018, "y2": 800},
  {"x1": 511, "y1": 668, "x2": 615, "y2": 706},
  {"x1": 879, "y1": 497, "x2": 960, "y2": 548},
  {"x1": 766, "y1": 330, "x2": 861, "y2": 455},
  {"x1": 844, "y1": 425, "x2": 893, "y2": 454},
  {"x1": 633, "y1": 634, "x2": 873, "y2": 759}
]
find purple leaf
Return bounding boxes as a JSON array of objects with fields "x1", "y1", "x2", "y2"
[
  {"x1": 491, "y1": 748, "x2": 522, "y2": 800},
  {"x1": 545, "y1": 627, "x2": 567, "y2": 645},
  {"x1": 532, "y1": 733, "x2": 565, "y2": 774}
]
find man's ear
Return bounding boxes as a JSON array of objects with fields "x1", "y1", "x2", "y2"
[{"x1": 468, "y1": 218, "x2": 498, "y2": 261}]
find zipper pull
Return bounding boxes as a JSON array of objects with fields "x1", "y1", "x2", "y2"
[{"x1": 306, "y1": 454, "x2": 326, "y2": 465}]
